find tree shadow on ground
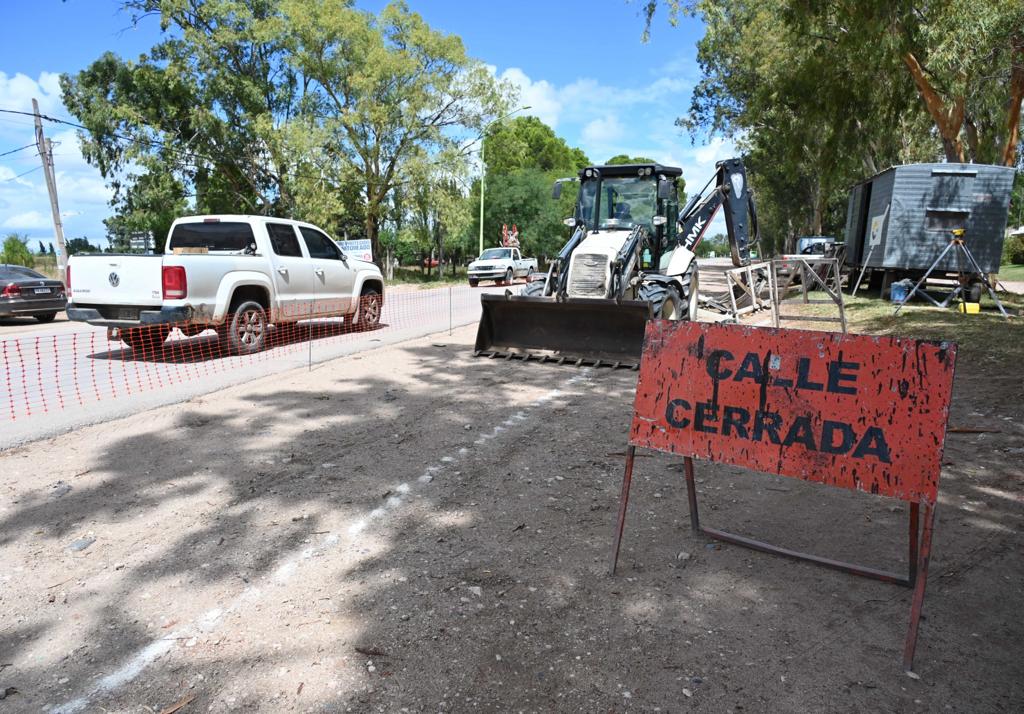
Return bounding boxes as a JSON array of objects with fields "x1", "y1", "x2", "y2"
[{"x1": 1, "y1": 335, "x2": 1022, "y2": 712}]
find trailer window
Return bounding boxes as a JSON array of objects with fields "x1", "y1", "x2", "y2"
[
  {"x1": 924, "y1": 209, "x2": 969, "y2": 232},
  {"x1": 169, "y1": 222, "x2": 255, "y2": 252}
]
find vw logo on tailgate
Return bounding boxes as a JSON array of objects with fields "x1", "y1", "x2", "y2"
[{"x1": 108, "y1": 272, "x2": 120, "y2": 287}]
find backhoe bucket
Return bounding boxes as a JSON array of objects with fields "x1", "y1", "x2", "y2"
[{"x1": 474, "y1": 294, "x2": 652, "y2": 368}]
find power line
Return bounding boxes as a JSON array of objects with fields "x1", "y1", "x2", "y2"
[
  {"x1": 0, "y1": 143, "x2": 36, "y2": 158},
  {"x1": 2, "y1": 165, "x2": 42, "y2": 182}
]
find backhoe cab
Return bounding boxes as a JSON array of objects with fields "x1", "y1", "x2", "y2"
[{"x1": 474, "y1": 158, "x2": 757, "y2": 367}]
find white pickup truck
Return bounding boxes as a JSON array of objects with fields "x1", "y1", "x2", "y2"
[
  {"x1": 467, "y1": 247, "x2": 538, "y2": 287},
  {"x1": 66, "y1": 215, "x2": 384, "y2": 354}
]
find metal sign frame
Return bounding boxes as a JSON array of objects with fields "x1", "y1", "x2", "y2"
[{"x1": 609, "y1": 321, "x2": 956, "y2": 672}]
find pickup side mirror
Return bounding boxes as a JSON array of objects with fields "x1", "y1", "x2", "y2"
[
  {"x1": 657, "y1": 179, "x2": 673, "y2": 201},
  {"x1": 552, "y1": 181, "x2": 562, "y2": 200}
]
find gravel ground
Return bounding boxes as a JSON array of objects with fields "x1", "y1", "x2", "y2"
[{"x1": 0, "y1": 323, "x2": 1021, "y2": 713}]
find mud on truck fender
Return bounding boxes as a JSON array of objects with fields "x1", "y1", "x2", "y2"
[{"x1": 213, "y1": 274, "x2": 275, "y2": 324}]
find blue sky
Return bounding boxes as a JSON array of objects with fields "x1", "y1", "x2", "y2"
[{"x1": 0, "y1": 0, "x2": 732, "y2": 247}]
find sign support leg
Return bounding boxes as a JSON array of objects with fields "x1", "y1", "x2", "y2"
[
  {"x1": 903, "y1": 501, "x2": 936, "y2": 672},
  {"x1": 908, "y1": 501, "x2": 920, "y2": 586},
  {"x1": 683, "y1": 456, "x2": 700, "y2": 533},
  {"x1": 609, "y1": 445, "x2": 637, "y2": 575}
]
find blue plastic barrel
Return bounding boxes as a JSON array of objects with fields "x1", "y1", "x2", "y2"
[{"x1": 890, "y1": 282, "x2": 909, "y2": 303}]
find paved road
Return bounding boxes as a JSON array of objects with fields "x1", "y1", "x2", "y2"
[{"x1": 1, "y1": 283, "x2": 513, "y2": 447}]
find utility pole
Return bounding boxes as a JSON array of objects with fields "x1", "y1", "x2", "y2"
[{"x1": 33, "y1": 98, "x2": 69, "y2": 277}]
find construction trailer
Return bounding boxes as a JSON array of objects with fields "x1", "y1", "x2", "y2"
[{"x1": 844, "y1": 163, "x2": 1015, "y2": 296}]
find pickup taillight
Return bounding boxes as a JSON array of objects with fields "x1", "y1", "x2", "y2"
[
  {"x1": 162, "y1": 266, "x2": 187, "y2": 300},
  {"x1": 65, "y1": 264, "x2": 72, "y2": 298}
]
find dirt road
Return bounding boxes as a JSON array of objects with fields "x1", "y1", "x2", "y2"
[{"x1": 1, "y1": 324, "x2": 1021, "y2": 712}]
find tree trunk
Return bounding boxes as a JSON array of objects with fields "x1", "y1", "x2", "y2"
[
  {"x1": 903, "y1": 52, "x2": 966, "y2": 163},
  {"x1": 365, "y1": 211, "x2": 381, "y2": 267},
  {"x1": 1002, "y1": 33, "x2": 1024, "y2": 167}
]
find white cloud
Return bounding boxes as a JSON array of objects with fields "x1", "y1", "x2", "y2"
[
  {"x1": 0, "y1": 73, "x2": 113, "y2": 244},
  {"x1": 581, "y1": 115, "x2": 624, "y2": 146},
  {"x1": 0, "y1": 71, "x2": 64, "y2": 116},
  {"x1": 2, "y1": 210, "x2": 52, "y2": 230},
  {"x1": 497, "y1": 67, "x2": 562, "y2": 129}
]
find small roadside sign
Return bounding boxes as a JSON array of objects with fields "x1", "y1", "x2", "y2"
[
  {"x1": 337, "y1": 239, "x2": 372, "y2": 263},
  {"x1": 610, "y1": 320, "x2": 957, "y2": 672}
]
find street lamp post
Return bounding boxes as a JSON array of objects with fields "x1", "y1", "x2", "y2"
[{"x1": 478, "y1": 105, "x2": 531, "y2": 255}]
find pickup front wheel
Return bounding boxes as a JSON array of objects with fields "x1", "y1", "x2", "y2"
[
  {"x1": 226, "y1": 301, "x2": 267, "y2": 355},
  {"x1": 354, "y1": 288, "x2": 382, "y2": 331}
]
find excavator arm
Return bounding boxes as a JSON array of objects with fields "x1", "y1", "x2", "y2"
[{"x1": 677, "y1": 158, "x2": 758, "y2": 267}]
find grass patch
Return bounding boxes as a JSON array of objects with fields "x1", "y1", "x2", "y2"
[
  {"x1": 996, "y1": 263, "x2": 1024, "y2": 283},
  {"x1": 777, "y1": 289, "x2": 1024, "y2": 365}
]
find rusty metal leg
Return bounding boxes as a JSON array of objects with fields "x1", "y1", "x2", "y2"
[
  {"x1": 609, "y1": 445, "x2": 637, "y2": 575},
  {"x1": 903, "y1": 501, "x2": 936, "y2": 672},
  {"x1": 683, "y1": 456, "x2": 700, "y2": 533},
  {"x1": 908, "y1": 501, "x2": 920, "y2": 587}
]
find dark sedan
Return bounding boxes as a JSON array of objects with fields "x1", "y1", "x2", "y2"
[{"x1": 0, "y1": 265, "x2": 67, "y2": 322}]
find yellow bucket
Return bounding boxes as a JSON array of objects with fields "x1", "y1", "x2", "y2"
[{"x1": 958, "y1": 302, "x2": 980, "y2": 314}]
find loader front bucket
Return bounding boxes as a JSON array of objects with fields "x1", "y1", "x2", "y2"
[{"x1": 474, "y1": 294, "x2": 652, "y2": 368}]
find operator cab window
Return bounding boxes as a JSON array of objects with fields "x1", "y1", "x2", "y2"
[
  {"x1": 300, "y1": 227, "x2": 343, "y2": 260},
  {"x1": 267, "y1": 223, "x2": 303, "y2": 257}
]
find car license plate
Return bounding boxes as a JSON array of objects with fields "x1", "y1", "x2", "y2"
[
  {"x1": 34, "y1": 287, "x2": 51, "y2": 294},
  {"x1": 116, "y1": 308, "x2": 138, "y2": 320}
]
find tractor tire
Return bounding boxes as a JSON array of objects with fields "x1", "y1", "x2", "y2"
[
  {"x1": 519, "y1": 280, "x2": 545, "y2": 297},
  {"x1": 639, "y1": 262, "x2": 699, "y2": 321},
  {"x1": 638, "y1": 281, "x2": 684, "y2": 320}
]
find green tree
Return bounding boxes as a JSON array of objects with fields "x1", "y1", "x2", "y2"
[
  {"x1": 473, "y1": 116, "x2": 590, "y2": 260},
  {"x1": 62, "y1": 1, "x2": 511, "y2": 261},
  {"x1": 1, "y1": 235, "x2": 34, "y2": 267},
  {"x1": 643, "y1": 0, "x2": 1023, "y2": 252},
  {"x1": 36, "y1": 240, "x2": 46, "y2": 255},
  {"x1": 65, "y1": 238, "x2": 98, "y2": 256},
  {"x1": 604, "y1": 154, "x2": 656, "y2": 165},
  {"x1": 284, "y1": 0, "x2": 510, "y2": 259}
]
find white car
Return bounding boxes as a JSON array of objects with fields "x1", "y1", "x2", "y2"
[
  {"x1": 468, "y1": 247, "x2": 537, "y2": 286},
  {"x1": 66, "y1": 215, "x2": 384, "y2": 354}
]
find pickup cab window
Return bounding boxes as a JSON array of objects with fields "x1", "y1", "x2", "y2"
[
  {"x1": 512, "y1": 249, "x2": 521, "y2": 261},
  {"x1": 479, "y1": 248, "x2": 512, "y2": 260},
  {"x1": 169, "y1": 222, "x2": 255, "y2": 252},
  {"x1": 300, "y1": 227, "x2": 343, "y2": 260},
  {"x1": 267, "y1": 223, "x2": 303, "y2": 257}
]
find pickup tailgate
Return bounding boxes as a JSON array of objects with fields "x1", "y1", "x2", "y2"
[{"x1": 70, "y1": 255, "x2": 164, "y2": 307}]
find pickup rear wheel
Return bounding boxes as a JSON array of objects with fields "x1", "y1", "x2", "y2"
[
  {"x1": 226, "y1": 301, "x2": 267, "y2": 355},
  {"x1": 354, "y1": 288, "x2": 382, "y2": 331}
]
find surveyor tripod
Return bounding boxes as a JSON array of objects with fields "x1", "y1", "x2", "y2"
[{"x1": 893, "y1": 229, "x2": 1008, "y2": 318}]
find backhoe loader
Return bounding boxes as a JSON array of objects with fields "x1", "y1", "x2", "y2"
[{"x1": 474, "y1": 158, "x2": 758, "y2": 367}]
